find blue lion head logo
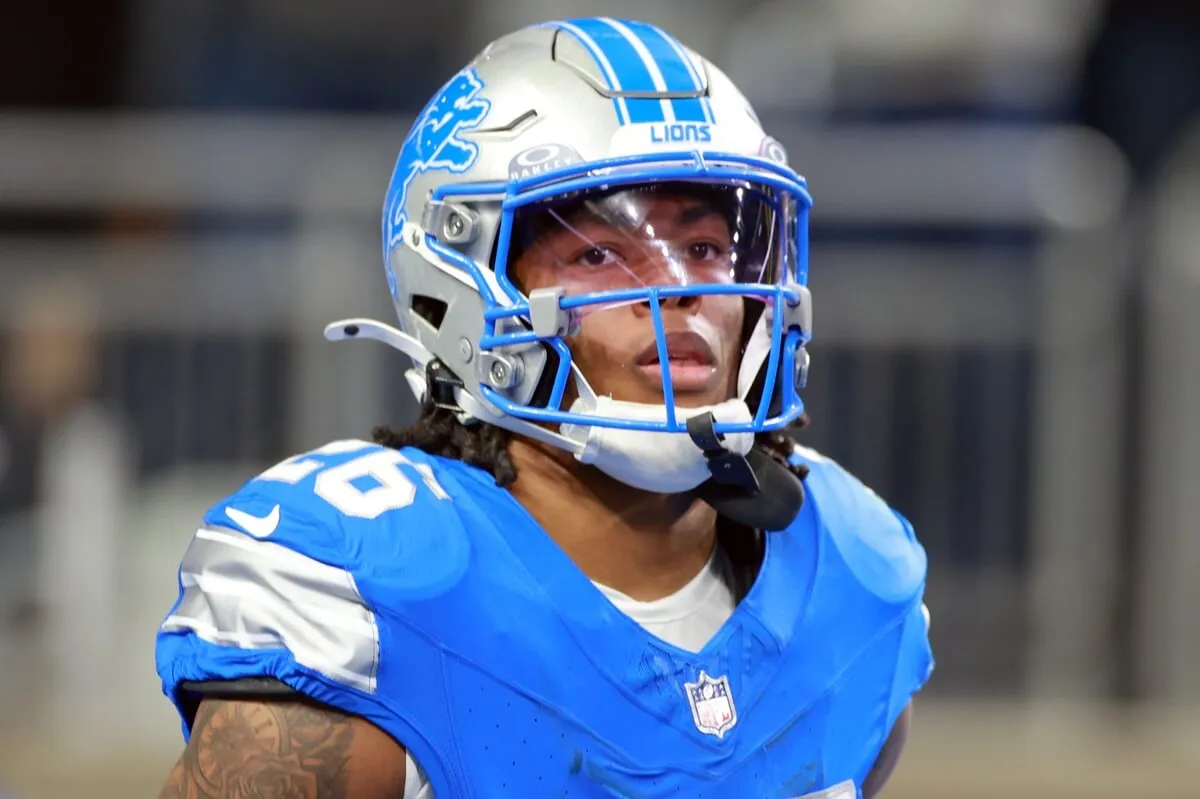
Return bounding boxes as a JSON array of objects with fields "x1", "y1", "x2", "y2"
[{"x1": 382, "y1": 68, "x2": 492, "y2": 292}]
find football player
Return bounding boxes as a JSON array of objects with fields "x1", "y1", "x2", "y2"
[{"x1": 155, "y1": 17, "x2": 933, "y2": 799}]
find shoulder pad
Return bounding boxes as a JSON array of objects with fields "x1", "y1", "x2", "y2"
[
  {"x1": 789, "y1": 443, "x2": 927, "y2": 604},
  {"x1": 205, "y1": 438, "x2": 471, "y2": 597},
  {"x1": 161, "y1": 440, "x2": 461, "y2": 696}
]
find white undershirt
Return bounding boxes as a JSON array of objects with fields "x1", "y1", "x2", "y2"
[{"x1": 402, "y1": 545, "x2": 739, "y2": 799}]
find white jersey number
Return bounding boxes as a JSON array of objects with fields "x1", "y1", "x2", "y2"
[{"x1": 257, "y1": 439, "x2": 449, "y2": 519}]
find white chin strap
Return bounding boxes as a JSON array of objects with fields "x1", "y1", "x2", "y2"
[{"x1": 559, "y1": 397, "x2": 755, "y2": 494}]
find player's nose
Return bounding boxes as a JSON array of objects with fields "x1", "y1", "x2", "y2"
[
  {"x1": 631, "y1": 251, "x2": 703, "y2": 310},
  {"x1": 631, "y1": 288, "x2": 701, "y2": 318}
]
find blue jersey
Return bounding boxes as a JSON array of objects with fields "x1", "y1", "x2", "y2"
[{"x1": 156, "y1": 439, "x2": 933, "y2": 798}]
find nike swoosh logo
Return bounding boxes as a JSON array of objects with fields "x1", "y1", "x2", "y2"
[{"x1": 225, "y1": 504, "x2": 281, "y2": 538}]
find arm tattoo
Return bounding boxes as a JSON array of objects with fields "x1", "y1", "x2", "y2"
[{"x1": 157, "y1": 699, "x2": 356, "y2": 799}]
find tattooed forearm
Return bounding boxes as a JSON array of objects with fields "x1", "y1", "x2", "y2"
[
  {"x1": 157, "y1": 698, "x2": 357, "y2": 799},
  {"x1": 158, "y1": 759, "x2": 190, "y2": 799}
]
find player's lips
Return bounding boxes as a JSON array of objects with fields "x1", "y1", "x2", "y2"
[{"x1": 633, "y1": 331, "x2": 718, "y2": 392}]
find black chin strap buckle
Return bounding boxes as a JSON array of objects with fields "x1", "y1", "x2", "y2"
[
  {"x1": 425, "y1": 359, "x2": 464, "y2": 411},
  {"x1": 685, "y1": 412, "x2": 760, "y2": 492}
]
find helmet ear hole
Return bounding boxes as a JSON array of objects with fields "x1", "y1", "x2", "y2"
[{"x1": 412, "y1": 294, "x2": 448, "y2": 330}]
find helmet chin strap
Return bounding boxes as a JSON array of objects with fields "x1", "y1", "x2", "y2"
[
  {"x1": 559, "y1": 396, "x2": 756, "y2": 494},
  {"x1": 694, "y1": 448, "x2": 806, "y2": 531},
  {"x1": 553, "y1": 392, "x2": 805, "y2": 531}
]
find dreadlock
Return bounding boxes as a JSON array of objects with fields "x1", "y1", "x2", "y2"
[
  {"x1": 374, "y1": 400, "x2": 519, "y2": 487},
  {"x1": 374, "y1": 400, "x2": 809, "y2": 487}
]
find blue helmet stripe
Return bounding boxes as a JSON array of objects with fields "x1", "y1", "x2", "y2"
[
  {"x1": 564, "y1": 18, "x2": 666, "y2": 124},
  {"x1": 617, "y1": 19, "x2": 714, "y2": 123},
  {"x1": 557, "y1": 18, "x2": 715, "y2": 126},
  {"x1": 553, "y1": 21, "x2": 633, "y2": 124},
  {"x1": 596, "y1": 18, "x2": 707, "y2": 123}
]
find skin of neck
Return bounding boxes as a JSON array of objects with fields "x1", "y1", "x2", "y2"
[{"x1": 506, "y1": 436, "x2": 718, "y2": 602}]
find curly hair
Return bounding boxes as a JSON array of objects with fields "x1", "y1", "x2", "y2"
[{"x1": 374, "y1": 399, "x2": 809, "y2": 488}]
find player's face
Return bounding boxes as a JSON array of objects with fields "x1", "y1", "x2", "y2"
[{"x1": 513, "y1": 188, "x2": 745, "y2": 407}]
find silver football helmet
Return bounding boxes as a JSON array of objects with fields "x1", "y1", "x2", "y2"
[{"x1": 327, "y1": 17, "x2": 813, "y2": 499}]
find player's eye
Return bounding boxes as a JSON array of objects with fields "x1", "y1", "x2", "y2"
[
  {"x1": 573, "y1": 246, "x2": 621, "y2": 267},
  {"x1": 684, "y1": 241, "x2": 726, "y2": 262}
]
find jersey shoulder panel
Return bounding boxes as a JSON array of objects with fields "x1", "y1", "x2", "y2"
[
  {"x1": 788, "y1": 442, "x2": 927, "y2": 605},
  {"x1": 202, "y1": 439, "x2": 458, "y2": 551},
  {"x1": 157, "y1": 440, "x2": 465, "y2": 720},
  {"x1": 788, "y1": 442, "x2": 935, "y2": 746}
]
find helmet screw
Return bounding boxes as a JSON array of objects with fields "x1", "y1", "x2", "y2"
[
  {"x1": 410, "y1": 229, "x2": 421, "y2": 247},
  {"x1": 446, "y1": 213, "x2": 464, "y2": 237},
  {"x1": 490, "y1": 361, "x2": 509, "y2": 384},
  {"x1": 459, "y1": 338, "x2": 474, "y2": 362}
]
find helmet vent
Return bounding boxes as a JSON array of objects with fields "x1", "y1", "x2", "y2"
[{"x1": 412, "y1": 294, "x2": 448, "y2": 330}]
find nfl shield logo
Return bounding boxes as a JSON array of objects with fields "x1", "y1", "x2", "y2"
[{"x1": 684, "y1": 670, "x2": 737, "y2": 738}]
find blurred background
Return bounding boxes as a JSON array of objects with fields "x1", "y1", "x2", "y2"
[{"x1": 2, "y1": 0, "x2": 1200, "y2": 796}]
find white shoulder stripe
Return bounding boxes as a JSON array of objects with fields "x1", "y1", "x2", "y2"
[
  {"x1": 178, "y1": 571, "x2": 377, "y2": 637},
  {"x1": 162, "y1": 615, "x2": 282, "y2": 646},
  {"x1": 161, "y1": 525, "x2": 379, "y2": 693},
  {"x1": 161, "y1": 613, "x2": 374, "y2": 689}
]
